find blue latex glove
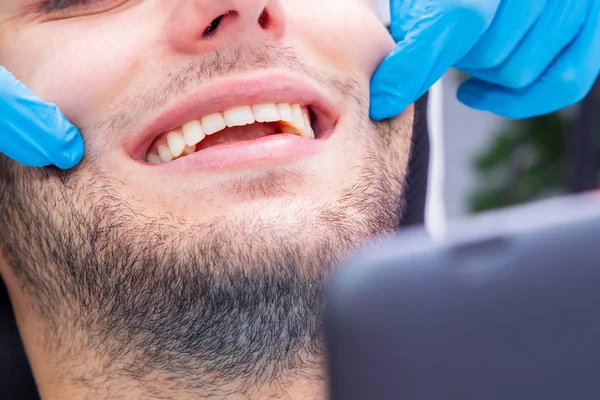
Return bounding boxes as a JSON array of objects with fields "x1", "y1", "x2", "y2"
[
  {"x1": 371, "y1": 0, "x2": 600, "y2": 120},
  {"x1": 0, "y1": 66, "x2": 83, "y2": 169}
]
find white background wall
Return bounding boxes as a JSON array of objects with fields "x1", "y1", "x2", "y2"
[{"x1": 441, "y1": 71, "x2": 505, "y2": 218}]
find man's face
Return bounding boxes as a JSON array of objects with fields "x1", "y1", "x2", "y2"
[{"x1": 0, "y1": 0, "x2": 413, "y2": 390}]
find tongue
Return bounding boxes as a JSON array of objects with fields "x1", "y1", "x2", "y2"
[{"x1": 196, "y1": 122, "x2": 280, "y2": 152}]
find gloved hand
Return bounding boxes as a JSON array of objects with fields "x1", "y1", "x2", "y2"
[
  {"x1": 0, "y1": 66, "x2": 83, "y2": 169},
  {"x1": 371, "y1": 0, "x2": 600, "y2": 120}
]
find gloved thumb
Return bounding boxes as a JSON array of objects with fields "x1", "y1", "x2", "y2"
[
  {"x1": 0, "y1": 66, "x2": 84, "y2": 169},
  {"x1": 370, "y1": 0, "x2": 499, "y2": 121}
]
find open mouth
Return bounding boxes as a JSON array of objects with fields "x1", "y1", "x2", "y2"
[{"x1": 145, "y1": 102, "x2": 318, "y2": 164}]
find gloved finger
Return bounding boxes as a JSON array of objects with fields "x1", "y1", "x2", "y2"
[
  {"x1": 459, "y1": 0, "x2": 588, "y2": 90},
  {"x1": 370, "y1": 0, "x2": 499, "y2": 120},
  {"x1": 0, "y1": 66, "x2": 84, "y2": 169},
  {"x1": 456, "y1": 0, "x2": 548, "y2": 71},
  {"x1": 387, "y1": 0, "x2": 426, "y2": 42},
  {"x1": 457, "y1": 1, "x2": 600, "y2": 120}
]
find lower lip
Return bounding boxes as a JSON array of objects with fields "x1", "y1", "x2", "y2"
[{"x1": 143, "y1": 131, "x2": 332, "y2": 173}]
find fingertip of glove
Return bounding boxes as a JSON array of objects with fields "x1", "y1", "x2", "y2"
[
  {"x1": 53, "y1": 128, "x2": 84, "y2": 170},
  {"x1": 53, "y1": 146, "x2": 84, "y2": 170},
  {"x1": 369, "y1": 102, "x2": 396, "y2": 121},
  {"x1": 457, "y1": 87, "x2": 527, "y2": 119},
  {"x1": 45, "y1": 110, "x2": 85, "y2": 169},
  {"x1": 369, "y1": 105, "x2": 392, "y2": 121},
  {"x1": 456, "y1": 83, "x2": 485, "y2": 110},
  {"x1": 370, "y1": 92, "x2": 406, "y2": 121}
]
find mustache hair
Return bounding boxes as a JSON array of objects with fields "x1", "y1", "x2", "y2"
[{"x1": 94, "y1": 41, "x2": 363, "y2": 134}]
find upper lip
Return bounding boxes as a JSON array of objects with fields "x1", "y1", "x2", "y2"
[{"x1": 126, "y1": 71, "x2": 340, "y2": 161}]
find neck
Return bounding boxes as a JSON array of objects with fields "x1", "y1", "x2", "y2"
[
  {"x1": 2, "y1": 270, "x2": 328, "y2": 400},
  {"x1": 41, "y1": 359, "x2": 327, "y2": 399},
  {"x1": 39, "y1": 350, "x2": 327, "y2": 400}
]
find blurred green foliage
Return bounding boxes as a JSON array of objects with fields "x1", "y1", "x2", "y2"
[
  {"x1": 469, "y1": 112, "x2": 570, "y2": 213},
  {"x1": 457, "y1": 71, "x2": 598, "y2": 214}
]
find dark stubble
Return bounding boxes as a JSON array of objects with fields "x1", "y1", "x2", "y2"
[{"x1": 0, "y1": 43, "x2": 410, "y2": 395}]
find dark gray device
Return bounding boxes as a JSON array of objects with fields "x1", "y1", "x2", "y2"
[{"x1": 325, "y1": 193, "x2": 600, "y2": 400}]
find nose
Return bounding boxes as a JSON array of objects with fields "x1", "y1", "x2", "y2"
[{"x1": 167, "y1": 0, "x2": 286, "y2": 54}]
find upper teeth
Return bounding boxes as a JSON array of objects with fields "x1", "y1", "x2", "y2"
[{"x1": 146, "y1": 103, "x2": 314, "y2": 164}]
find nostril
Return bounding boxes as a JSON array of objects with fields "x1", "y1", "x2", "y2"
[
  {"x1": 258, "y1": 9, "x2": 270, "y2": 29},
  {"x1": 203, "y1": 11, "x2": 237, "y2": 39},
  {"x1": 203, "y1": 15, "x2": 225, "y2": 39},
  {"x1": 202, "y1": 8, "x2": 271, "y2": 39}
]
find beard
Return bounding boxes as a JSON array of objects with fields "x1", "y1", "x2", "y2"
[{"x1": 0, "y1": 45, "x2": 411, "y2": 395}]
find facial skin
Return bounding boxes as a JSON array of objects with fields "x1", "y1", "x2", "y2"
[{"x1": 0, "y1": 0, "x2": 414, "y2": 399}]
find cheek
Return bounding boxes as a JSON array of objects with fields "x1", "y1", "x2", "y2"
[
  {"x1": 287, "y1": 0, "x2": 394, "y2": 85},
  {"x1": 5, "y1": 18, "x2": 152, "y2": 128}
]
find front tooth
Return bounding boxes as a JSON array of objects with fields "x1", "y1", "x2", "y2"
[
  {"x1": 301, "y1": 107, "x2": 315, "y2": 139},
  {"x1": 182, "y1": 120, "x2": 206, "y2": 146},
  {"x1": 280, "y1": 105, "x2": 314, "y2": 139},
  {"x1": 201, "y1": 113, "x2": 227, "y2": 135},
  {"x1": 291, "y1": 104, "x2": 304, "y2": 127},
  {"x1": 291, "y1": 104, "x2": 308, "y2": 135},
  {"x1": 167, "y1": 130, "x2": 186, "y2": 158},
  {"x1": 157, "y1": 145, "x2": 173, "y2": 163},
  {"x1": 276, "y1": 103, "x2": 295, "y2": 122},
  {"x1": 224, "y1": 106, "x2": 255, "y2": 127},
  {"x1": 252, "y1": 104, "x2": 280, "y2": 123}
]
